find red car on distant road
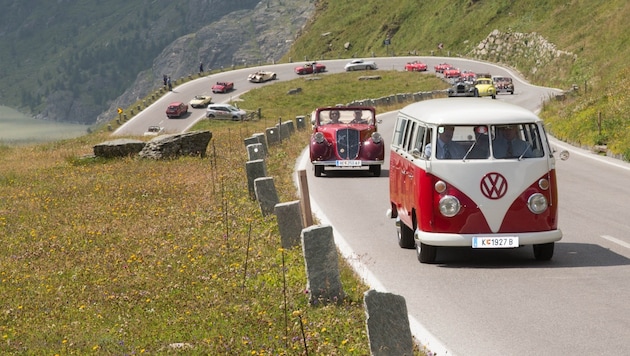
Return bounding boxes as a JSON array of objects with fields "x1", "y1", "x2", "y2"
[
  {"x1": 404, "y1": 61, "x2": 428, "y2": 71},
  {"x1": 460, "y1": 71, "x2": 476, "y2": 82},
  {"x1": 295, "y1": 62, "x2": 326, "y2": 75},
  {"x1": 166, "y1": 102, "x2": 188, "y2": 118},
  {"x1": 434, "y1": 63, "x2": 451, "y2": 73},
  {"x1": 212, "y1": 81, "x2": 234, "y2": 93},
  {"x1": 443, "y1": 67, "x2": 461, "y2": 78}
]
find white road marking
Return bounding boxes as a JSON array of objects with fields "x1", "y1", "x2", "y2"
[{"x1": 601, "y1": 235, "x2": 630, "y2": 250}]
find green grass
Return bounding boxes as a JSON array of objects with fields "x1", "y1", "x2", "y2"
[{"x1": 0, "y1": 72, "x2": 439, "y2": 354}]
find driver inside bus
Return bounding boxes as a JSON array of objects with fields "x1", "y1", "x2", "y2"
[
  {"x1": 493, "y1": 125, "x2": 533, "y2": 158},
  {"x1": 425, "y1": 125, "x2": 466, "y2": 159}
]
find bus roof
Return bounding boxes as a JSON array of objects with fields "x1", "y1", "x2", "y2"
[{"x1": 399, "y1": 98, "x2": 542, "y2": 126}]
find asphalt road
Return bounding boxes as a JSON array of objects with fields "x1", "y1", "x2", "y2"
[{"x1": 115, "y1": 57, "x2": 630, "y2": 355}]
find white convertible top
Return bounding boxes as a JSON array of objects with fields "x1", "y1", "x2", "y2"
[{"x1": 399, "y1": 98, "x2": 541, "y2": 126}]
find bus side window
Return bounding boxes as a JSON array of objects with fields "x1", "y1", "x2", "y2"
[
  {"x1": 392, "y1": 118, "x2": 408, "y2": 148},
  {"x1": 403, "y1": 121, "x2": 417, "y2": 153},
  {"x1": 412, "y1": 125, "x2": 428, "y2": 159},
  {"x1": 423, "y1": 128, "x2": 434, "y2": 158}
]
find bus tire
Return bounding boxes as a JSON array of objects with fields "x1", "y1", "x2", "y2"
[
  {"x1": 533, "y1": 242, "x2": 554, "y2": 261},
  {"x1": 398, "y1": 221, "x2": 415, "y2": 249},
  {"x1": 314, "y1": 165, "x2": 324, "y2": 177},
  {"x1": 417, "y1": 242, "x2": 437, "y2": 263}
]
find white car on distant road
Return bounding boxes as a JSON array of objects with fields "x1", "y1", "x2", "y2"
[
  {"x1": 143, "y1": 125, "x2": 165, "y2": 136},
  {"x1": 206, "y1": 104, "x2": 247, "y2": 121},
  {"x1": 344, "y1": 59, "x2": 378, "y2": 71}
]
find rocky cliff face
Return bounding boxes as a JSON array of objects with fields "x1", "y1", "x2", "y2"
[{"x1": 96, "y1": 0, "x2": 315, "y2": 124}]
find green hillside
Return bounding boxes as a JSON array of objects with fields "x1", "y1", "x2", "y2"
[
  {"x1": 286, "y1": 0, "x2": 630, "y2": 158},
  {"x1": 0, "y1": 0, "x2": 260, "y2": 123}
]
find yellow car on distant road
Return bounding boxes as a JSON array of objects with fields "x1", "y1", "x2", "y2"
[
  {"x1": 474, "y1": 78, "x2": 497, "y2": 99},
  {"x1": 189, "y1": 95, "x2": 212, "y2": 108}
]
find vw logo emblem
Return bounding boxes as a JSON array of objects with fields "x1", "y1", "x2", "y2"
[{"x1": 480, "y1": 172, "x2": 508, "y2": 199}]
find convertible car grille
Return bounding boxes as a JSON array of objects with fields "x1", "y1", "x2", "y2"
[{"x1": 335, "y1": 128, "x2": 360, "y2": 159}]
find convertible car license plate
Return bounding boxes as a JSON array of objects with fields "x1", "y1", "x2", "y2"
[
  {"x1": 336, "y1": 160, "x2": 361, "y2": 167},
  {"x1": 472, "y1": 236, "x2": 519, "y2": 248}
]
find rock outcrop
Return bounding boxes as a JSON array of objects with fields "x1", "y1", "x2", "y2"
[
  {"x1": 138, "y1": 131, "x2": 213, "y2": 159},
  {"x1": 93, "y1": 130, "x2": 212, "y2": 159}
]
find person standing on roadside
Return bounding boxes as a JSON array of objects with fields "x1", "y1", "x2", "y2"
[
  {"x1": 167, "y1": 76, "x2": 172, "y2": 91},
  {"x1": 199, "y1": 62, "x2": 204, "y2": 73},
  {"x1": 163, "y1": 74, "x2": 167, "y2": 87}
]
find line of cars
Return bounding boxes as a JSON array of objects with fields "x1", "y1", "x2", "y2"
[
  {"x1": 294, "y1": 58, "x2": 380, "y2": 75},
  {"x1": 435, "y1": 62, "x2": 515, "y2": 99}
]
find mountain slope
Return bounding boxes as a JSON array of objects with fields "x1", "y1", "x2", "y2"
[
  {"x1": 0, "y1": 0, "x2": 262, "y2": 124},
  {"x1": 96, "y1": 0, "x2": 315, "y2": 124}
]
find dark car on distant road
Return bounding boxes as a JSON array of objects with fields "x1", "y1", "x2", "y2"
[
  {"x1": 493, "y1": 76, "x2": 515, "y2": 94},
  {"x1": 448, "y1": 80, "x2": 478, "y2": 97}
]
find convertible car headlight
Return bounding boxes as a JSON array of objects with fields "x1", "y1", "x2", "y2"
[
  {"x1": 528, "y1": 193, "x2": 548, "y2": 214},
  {"x1": 313, "y1": 132, "x2": 325, "y2": 144},
  {"x1": 439, "y1": 195, "x2": 461, "y2": 217},
  {"x1": 371, "y1": 132, "x2": 383, "y2": 144}
]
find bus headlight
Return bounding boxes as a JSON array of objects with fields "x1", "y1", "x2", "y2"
[
  {"x1": 439, "y1": 195, "x2": 461, "y2": 217},
  {"x1": 528, "y1": 193, "x2": 548, "y2": 214}
]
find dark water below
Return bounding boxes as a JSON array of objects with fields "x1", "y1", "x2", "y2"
[{"x1": 0, "y1": 106, "x2": 91, "y2": 145}]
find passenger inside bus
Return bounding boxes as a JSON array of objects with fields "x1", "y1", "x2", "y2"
[
  {"x1": 425, "y1": 125, "x2": 466, "y2": 159},
  {"x1": 493, "y1": 125, "x2": 534, "y2": 158},
  {"x1": 466, "y1": 125, "x2": 490, "y2": 159}
]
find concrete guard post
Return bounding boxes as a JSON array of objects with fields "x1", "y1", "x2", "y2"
[
  {"x1": 254, "y1": 177, "x2": 279, "y2": 217},
  {"x1": 246, "y1": 143, "x2": 265, "y2": 161},
  {"x1": 245, "y1": 159, "x2": 267, "y2": 200},
  {"x1": 252, "y1": 133, "x2": 268, "y2": 156},
  {"x1": 274, "y1": 200, "x2": 304, "y2": 248},
  {"x1": 364, "y1": 290, "x2": 414, "y2": 356},
  {"x1": 301, "y1": 225, "x2": 345, "y2": 305},
  {"x1": 265, "y1": 127, "x2": 280, "y2": 146},
  {"x1": 295, "y1": 115, "x2": 306, "y2": 130}
]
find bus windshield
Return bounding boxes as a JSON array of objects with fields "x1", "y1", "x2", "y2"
[{"x1": 427, "y1": 124, "x2": 545, "y2": 160}]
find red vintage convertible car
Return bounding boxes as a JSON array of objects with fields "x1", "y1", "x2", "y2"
[
  {"x1": 212, "y1": 81, "x2": 234, "y2": 93},
  {"x1": 309, "y1": 106, "x2": 384, "y2": 177},
  {"x1": 443, "y1": 67, "x2": 461, "y2": 78},
  {"x1": 434, "y1": 63, "x2": 451, "y2": 73},
  {"x1": 404, "y1": 61, "x2": 428, "y2": 71},
  {"x1": 295, "y1": 62, "x2": 326, "y2": 75}
]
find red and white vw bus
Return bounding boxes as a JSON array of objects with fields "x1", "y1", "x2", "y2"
[{"x1": 387, "y1": 98, "x2": 568, "y2": 263}]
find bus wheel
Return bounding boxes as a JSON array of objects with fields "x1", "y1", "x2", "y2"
[
  {"x1": 314, "y1": 165, "x2": 324, "y2": 177},
  {"x1": 417, "y1": 243, "x2": 437, "y2": 263},
  {"x1": 533, "y1": 242, "x2": 554, "y2": 261},
  {"x1": 398, "y1": 221, "x2": 415, "y2": 249}
]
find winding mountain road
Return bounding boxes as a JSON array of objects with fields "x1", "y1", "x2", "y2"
[{"x1": 116, "y1": 57, "x2": 630, "y2": 356}]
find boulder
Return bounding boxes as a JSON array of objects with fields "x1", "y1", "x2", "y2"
[
  {"x1": 139, "y1": 130, "x2": 212, "y2": 159},
  {"x1": 93, "y1": 139, "x2": 145, "y2": 158}
]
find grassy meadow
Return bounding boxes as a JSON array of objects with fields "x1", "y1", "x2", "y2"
[{"x1": 0, "y1": 71, "x2": 444, "y2": 354}]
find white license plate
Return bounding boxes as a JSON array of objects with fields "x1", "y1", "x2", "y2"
[
  {"x1": 472, "y1": 236, "x2": 519, "y2": 248},
  {"x1": 336, "y1": 160, "x2": 361, "y2": 167}
]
